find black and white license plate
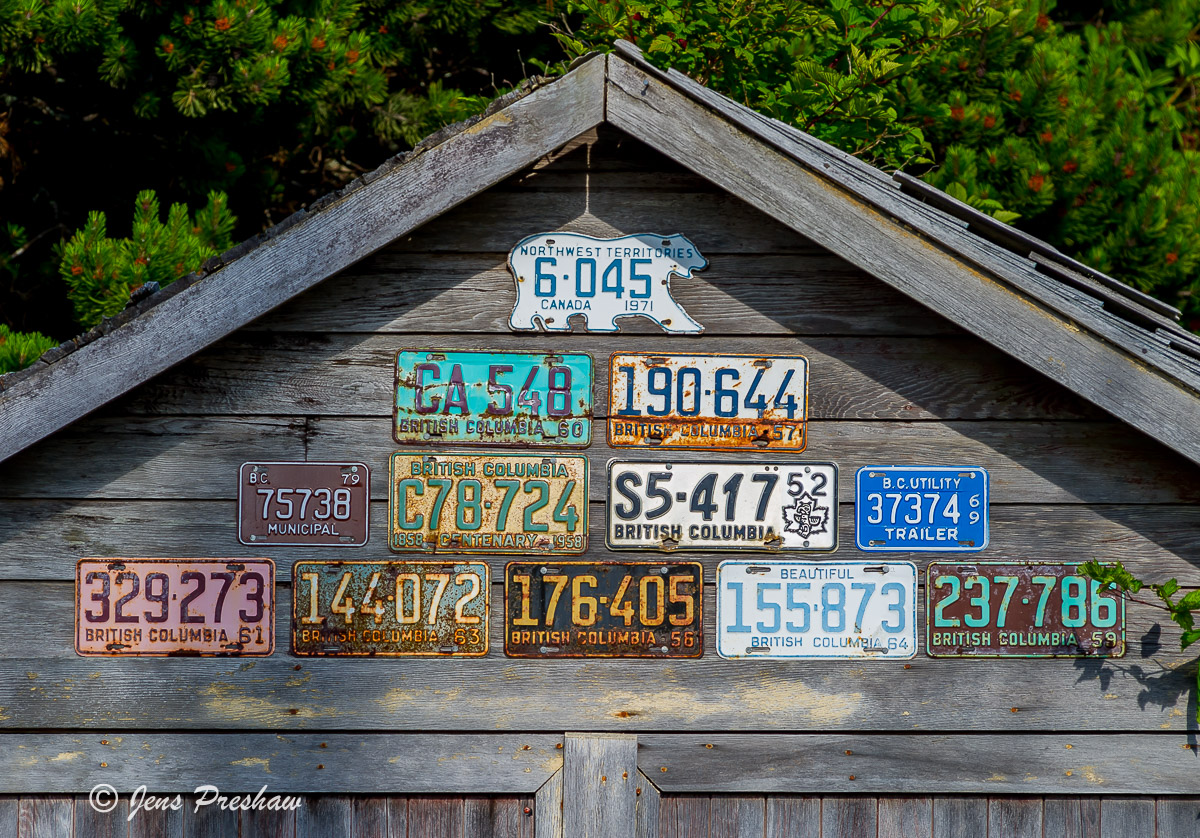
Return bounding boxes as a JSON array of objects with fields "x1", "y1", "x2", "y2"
[{"x1": 606, "y1": 461, "x2": 837, "y2": 551}]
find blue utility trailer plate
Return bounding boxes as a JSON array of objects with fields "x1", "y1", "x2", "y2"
[
  {"x1": 395, "y1": 350, "x2": 593, "y2": 447},
  {"x1": 855, "y1": 466, "x2": 989, "y2": 552}
]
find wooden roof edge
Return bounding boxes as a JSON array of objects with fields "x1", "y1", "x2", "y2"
[
  {"x1": 604, "y1": 49, "x2": 1200, "y2": 467},
  {"x1": 0, "y1": 53, "x2": 608, "y2": 464}
]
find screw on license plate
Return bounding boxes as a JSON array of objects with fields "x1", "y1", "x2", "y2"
[
  {"x1": 959, "y1": 541, "x2": 976, "y2": 547},
  {"x1": 864, "y1": 645, "x2": 889, "y2": 653},
  {"x1": 864, "y1": 565, "x2": 889, "y2": 574},
  {"x1": 540, "y1": 566, "x2": 561, "y2": 575},
  {"x1": 747, "y1": 566, "x2": 771, "y2": 574},
  {"x1": 747, "y1": 645, "x2": 770, "y2": 653},
  {"x1": 869, "y1": 540, "x2": 886, "y2": 547},
  {"x1": 539, "y1": 646, "x2": 560, "y2": 654}
]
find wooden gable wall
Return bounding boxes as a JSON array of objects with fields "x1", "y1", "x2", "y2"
[{"x1": 1, "y1": 126, "x2": 1199, "y2": 837}]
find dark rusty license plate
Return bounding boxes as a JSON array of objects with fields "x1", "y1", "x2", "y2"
[
  {"x1": 239, "y1": 462, "x2": 369, "y2": 547},
  {"x1": 926, "y1": 562, "x2": 1125, "y2": 658},
  {"x1": 504, "y1": 561, "x2": 703, "y2": 657},
  {"x1": 292, "y1": 561, "x2": 488, "y2": 656},
  {"x1": 75, "y1": 558, "x2": 274, "y2": 656}
]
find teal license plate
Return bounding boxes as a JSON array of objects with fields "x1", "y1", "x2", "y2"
[{"x1": 395, "y1": 350, "x2": 593, "y2": 447}]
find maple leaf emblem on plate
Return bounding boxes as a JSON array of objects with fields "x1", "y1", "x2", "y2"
[{"x1": 783, "y1": 492, "x2": 829, "y2": 539}]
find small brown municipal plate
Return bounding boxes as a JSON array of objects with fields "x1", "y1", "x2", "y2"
[
  {"x1": 75, "y1": 558, "x2": 274, "y2": 656},
  {"x1": 238, "y1": 462, "x2": 369, "y2": 547},
  {"x1": 505, "y1": 561, "x2": 703, "y2": 658},
  {"x1": 292, "y1": 561, "x2": 488, "y2": 656}
]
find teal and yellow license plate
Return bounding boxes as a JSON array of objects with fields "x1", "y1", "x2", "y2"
[
  {"x1": 389, "y1": 452, "x2": 588, "y2": 554},
  {"x1": 292, "y1": 561, "x2": 488, "y2": 656},
  {"x1": 395, "y1": 350, "x2": 593, "y2": 447}
]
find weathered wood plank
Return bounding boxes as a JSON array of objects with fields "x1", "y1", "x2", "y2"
[
  {"x1": 0, "y1": 736, "x2": 561, "y2": 794},
  {"x1": 535, "y1": 770, "x2": 563, "y2": 838},
  {"x1": 0, "y1": 417, "x2": 306, "y2": 500},
  {"x1": 120, "y1": 332, "x2": 1098, "y2": 422},
  {"x1": 1156, "y1": 798, "x2": 1200, "y2": 838},
  {"x1": 6, "y1": 500, "x2": 1198, "y2": 583},
  {"x1": 309, "y1": 417, "x2": 1200, "y2": 506},
  {"x1": 462, "y1": 797, "x2": 535, "y2": 838},
  {"x1": 73, "y1": 795, "x2": 127, "y2": 838},
  {"x1": 878, "y1": 797, "x2": 930, "y2": 838},
  {"x1": 709, "y1": 796, "x2": 765, "y2": 838},
  {"x1": 989, "y1": 797, "x2": 1041, "y2": 838},
  {"x1": 17, "y1": 797, "x2": 73, "y2": 838},
  {"x1": 1043, "y1": 797, "x2": 1087, "y2": 838},
  {"x1": 562, "y1": 733, "x2": 638, "y2": 838},
  {"x1": 658, "y1": 797, "x2": 709, "y2": 838},
  {"x1": 2, "y1": 653, "x2": 1195, "y2": 733},
  {"x1": 1100, "y1": 796, "x2": 1155, "y2": 838},
  {"x1": 4, "y1": 412, "x2": 1195, "y2": 505},
  {"x1": 633, "y1": 772, "x2": 660, "y2": 838},
  {"x1": 296, "y1": 796, "x2": 351, "y2": 838},
  {"x1": 931, "y1": 797, "x2": 986, "y2": 838},
  {"x1": 350, "y1": 797, "x2": 388, "y2": 838},
  {"x1": 821, "y1": 797, "x2": 875, "y2": 838},
  {"x1": 407, "y1": 798, "x2": 462, "y2": 837},
  {"x1": 386, "y1": 798, "x2": 407, "y2": 838},
  {"x1": 128, "y1": 805, "x2": 183, "y2": 838},
  {"x1": 638, "y1": 735, "x2": 1200, "y2": 793},
  {"x1": 765, "y1": 797, "x2": 821, "y2": 838},
  {"x1": 184, "y1": 802, "x2": 237, "y2": 838},
  {"x1": 606, "y1": 55, "x2": 1200, "y2": 469},
  {"x1": 241, "y1": 806, "x2": 296, "y2": 838},
  {"x1": 257, "y1": 253, "x2": 963, "y2": 337},
  {"x1": 0, "y1": 801, "x2": 15, "y2": 838},
  {"x1": 0, "y1": 55, "x2": 608, "y2": 466}
]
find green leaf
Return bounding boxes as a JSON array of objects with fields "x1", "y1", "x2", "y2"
[{"x1": 1181, "y1": 629, "x2": 1200, "y2": 650}]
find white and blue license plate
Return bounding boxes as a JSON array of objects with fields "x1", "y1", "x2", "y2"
[
  {"x1": 855, "y1": 466, "x2": 989, "y2": 552},
  {"x1": 716, "y1": 560, "x2": 917, "y2": 659}
]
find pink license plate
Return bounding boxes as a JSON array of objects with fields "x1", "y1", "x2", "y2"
[{"x1": 75, "y1": 559, "x2": 274, "y2": 656}]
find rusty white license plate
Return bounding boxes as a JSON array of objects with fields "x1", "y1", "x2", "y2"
[
  {"x1": 238, "y1": 462, "x2": 369, "y2": 547},
  {"x1": 606, "y1": 461, "x2": 837, "y2": 552},
  {"x1": 292, "y1": 561, "x2": 488, "y2": 656},
  {"x1": 608, "y1": 353, "x2": 808, "y2": 451},
  {"x1": 389, "y1": 452, "x2": 588, "y2": 554},
  {"x1": 505, "y1": 561, "x2": 703, "y2": 657},
  {"x1": 75, "y1": 558, "x2": 274, "y2": 656},
  {"x1": 395, "y1": 349, "x2": 593, "y2": 447}
]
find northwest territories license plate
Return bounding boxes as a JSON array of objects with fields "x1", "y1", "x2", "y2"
[
  {"x1": 292, "y1": 561, "x2": 488, "y2": 656},
  {"x1": 927, "y1": 562, "x2": 1125, "y2": 658},
  {"x1": 505, "y1": 561, "x2": 703, "y2": 657},
  {"x1": 389, "y1": 453, "x2": 588, "y2": 554},
  {"x1": 395, "y1": 350, "x2": 593, "y2": 447},
  {"x1": 606, "y1": 461, "x2": 837, "y2": 551},
  {"x1": 238, "y1": 462, "x2": 369, "y2": 547},
  {"x1": 717, "y1": 561, "x2": 916, "y2": 659},
  {"x1": 608, "y1": 353, "x2": 808, "y2": 451},
  {"x1": 855, "y1": 466, "x2": 989, "y2": 551},
  {"x1": 75, "y1": 558, "x2": 274, "y2": 656}
]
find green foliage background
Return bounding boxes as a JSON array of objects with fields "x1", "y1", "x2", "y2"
[{"x1": 2, "y1": 0, "x2": 1200, "y2": 373}]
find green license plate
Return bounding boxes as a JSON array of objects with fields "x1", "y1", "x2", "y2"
[{"x1": 388, "y1": 452, "x2": 588, "y2": 554}]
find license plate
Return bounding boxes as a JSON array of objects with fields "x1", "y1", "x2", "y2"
[
  {"x1": 504, "y1": 561, "x2": 703, "y2": 657},
  {"x1": 238, "y1": 462, "x2": 369, "y2": 547},
  {"x1": 716, "y1": 561, "x2": 916, "y2": 659},
  {"x1": 927, "y1": 562, "x2": 1126, "y2": 658},
  {"x1": 395, "y1": 350, "x2": 593, "y2": 447},
  {"x1": 292, "y1": 561, "x2": 488, "y2": 656},
  {"x1": 75, "y1": 559, "x2": 274, "y2": 656},
  {"x1": 855, "y1": 466, "x2": 989, "y2": 551},
  {"x1": 389, "y1": 452, "x2": 588, "y2": 554},
  {"x1": 606, "y1": 461, "x2": 837, "y2": 551},
  {"x1": 608, "y1": 353, "x2": 808, "y2": 451}
]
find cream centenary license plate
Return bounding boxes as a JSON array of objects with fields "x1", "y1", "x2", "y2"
[
  {"x1": 389, "y1": 452, "x2": 588, "y2": 554},
  {"x1": 606, "y1": 461, "x2": 837, "y2": 551}
]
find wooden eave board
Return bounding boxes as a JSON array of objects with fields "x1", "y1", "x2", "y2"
[{"x1": 603, "y1": 51, "x2": 1200, "y2": 468}]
